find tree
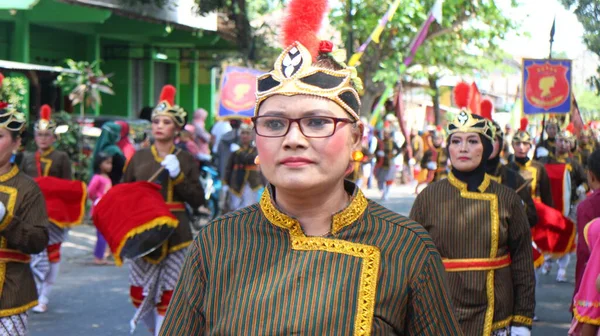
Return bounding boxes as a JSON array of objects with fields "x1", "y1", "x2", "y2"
[
  {"x1": 330, "y1": 0, "x2": 521, "y2": 117},
  {"x1": 560, "y1": 0, "x2": 600, "y2": 94}
]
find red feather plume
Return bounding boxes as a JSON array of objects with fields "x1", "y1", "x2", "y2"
[
  {"x1": 0, "y1": 73, "x2": 5, "y2": 87},
  {"x1": 40, "y1": 104, "x2": 52, "y2": 121},
  {"x1": 158, "y1": 85, "x2": 176, "y2": 106},
  {"x1": 282, "y1": 0, "x2": 329, "y2": 59},
  {"x1": 520, "y1": 117, "x2": 528, "y2": 132},
  {"x1": 453, "y1": 82, "x2": 471, "y2": 109},
  {"x1": 480, "y1": 99, "x2": 493, "y2": 120},
  {"x1": 566, "y1": 122, "x2": 575, "y2": 134}
]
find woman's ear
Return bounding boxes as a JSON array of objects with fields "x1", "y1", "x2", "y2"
[{"x1": 352, "y1": 122, "x2": 364, "y2": 149}]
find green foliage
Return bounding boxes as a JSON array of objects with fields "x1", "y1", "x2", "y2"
[
  {"x1": 560, "y1": 0, "x2": 600, "y2": 94},
  {"x1": 54, "y1": 59, "x2": 114, "y2": 110},
  {"x1": 574, "y1": 85, "x2": 600, "y2": 121},
  {"x1": 0, "y1": 76, "x2": 28, "y2": 113},
  {"x1": 330, "y1": 0, "x2": 521, "y2": 115},
  {"x1": 52, "y1": 111, "x2": 91, "y2": 182}
]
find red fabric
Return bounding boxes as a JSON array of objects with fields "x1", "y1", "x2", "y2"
[
  {"x1": 130, "y1": 286, "x2": 144, "y2": 308},
  {"x1": 531, "y1": 200, "x2": 575, "y2": 255},
  {"x1": 282, "y1": 0, "x2": 328, "y2": 59},
  {"x1": 469, "y1": 82, "x2": 481, "y2": 115},
  {"x1": 545, "y1": 163, "x2": 568, "y2": 214},
  {"x1": 156, "y1": 290, "x2": 174, "y2": 315},
  {"x1": 34, "y1": 176, "x2": 86, "y2": 228},
  {"x1": 47, "y1": 243, "x2": 62, "y2": 263},
  {"x1": 92, "y1": 181, "x2": 177, "y2": 260},
  {"x1": 115, "y1": 121, "x2": 135, "y2": 163}
]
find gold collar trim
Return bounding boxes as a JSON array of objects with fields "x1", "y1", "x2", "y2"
[
  {"x1": 150, "y1": 145, "x2": 175, "y2": 163},
  {"x1": 259, "y1": 184, "x2": 368, "y2": 237},
  {"x1": 448, "y1": 171, "x2": 491, "y2": 193},
  {"x1": 39, "y1": 148, "x2": 54, "y2": 157},
  {"x1": 0, "y1": 166, "x2": 18, "y2": 182}
]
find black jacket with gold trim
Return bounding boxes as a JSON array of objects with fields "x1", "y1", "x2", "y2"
[
  {"x1": 0, "y1": 166, "x2": 49, "y2": 317},
  {"x1": 224, "y1": 146, "x2": 264, "y2": 195},
  {"x1": 539, "y1": 153, "x2": 587, "y2": 203},
  {"x1": 20, "y1": 148, "x2": 72, "y2": 179},
  {"x1": 123, "y1": 146, "x2": 204, "y2": 263},
  {"x1": 421, "y1": 146, "x2": 448, "y2": 182},
  {"x1": 507, "y1": 159, "x2": 554, "y2": 208},
  {"x1": 410, "y1": 173, "x2": 535, "y2": 334},
  {"x1": 488, "y1": 163, "x2": 538, "y2": 228}
]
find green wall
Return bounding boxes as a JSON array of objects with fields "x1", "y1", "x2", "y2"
[
  {"x1": 102, "y1": 59, "x2": 131, "y2": 117},
  {"x1": 29, "y1": 24, "x2": 86, "y2": 66}
]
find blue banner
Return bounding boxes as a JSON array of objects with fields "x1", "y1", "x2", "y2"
[
  {"x1": 522, "y1": 58, "x2": 572, "y2": 114},
  {"x1": 218, "y1": 66, "x2": 264, "y2": 119}
]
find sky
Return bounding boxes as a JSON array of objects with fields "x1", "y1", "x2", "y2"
[{"x1": 497, "y1": 0, "x2": 588, "y2": 59}]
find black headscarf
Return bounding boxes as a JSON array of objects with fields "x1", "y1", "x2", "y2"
[{"x1": 448, "y1": 133, "x2": 493, "y2": 192}]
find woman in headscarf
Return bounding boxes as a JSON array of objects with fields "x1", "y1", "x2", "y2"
[
  {"x1": 410, "y1": 82, "x2": 535, "y2": 336},
  {"x1": 92, "y1": 121, "x2": 125, "y2": 186},
  {"x1": 114, "y1": 120, "x2": 135, "y2": 164},
  {"x1": 160, "y1": 1, "x2": 462, "y2": 333}
]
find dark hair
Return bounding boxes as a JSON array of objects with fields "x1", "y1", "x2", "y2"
[
  {"x1": 93, "y1": 152, "x2": 112, "y2": 174},
  {"x1": 8, "y1": 130, "x2": 20, "y2": 141},
  {"x1": 588, "y1": 149, "x2": 600, "y2": 181}
]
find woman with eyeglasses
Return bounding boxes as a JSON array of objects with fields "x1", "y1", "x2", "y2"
[
  {"x1": 0, "y1": 104, "x2": 49, "y2": 334},
  {"x1": 410, "y1": 83, "x2": 535, "y2": 336},
  {"x1": 160, "y1": 2, "x2": 462, "y2": 334}
]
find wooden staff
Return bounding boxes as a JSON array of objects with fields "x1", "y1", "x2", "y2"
[
  {"x1": 515, "y1": 178, "x2": 534, "y2": 193},
  {"x1": 147, "y1": 148, "x2": 183, "y2": 182}
]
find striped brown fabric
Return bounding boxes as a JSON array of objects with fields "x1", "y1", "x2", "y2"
[
  {"x1": 410, "y1": 173, "x2": 535, "y2": 334},
  {"x1": 123, "y1": 146, "x2": 204, "y2": 262},
  {"x1": 0, "y1": 166, "x2": 49, "y2": 316},
  {"x1": 20, "y1": 148, "x2": 72, "y2": 179},
  {"x1": 160, "y1": 184, "x2": 463, "y2": 335}
]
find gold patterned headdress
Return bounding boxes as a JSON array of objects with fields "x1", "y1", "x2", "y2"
[
  {"x1": 152, "y1": 85, "x2": 187, "y2": 128},
  {"x1": 447, "y1": 82, "x2": 495, "y2": 141},
  {"x1": 254, "y1": 0, "x2": 362, "y2": 121},
  {"x1": 512, "y1": 117, "x2": 532, "y2": 143},
  {"x1": 34, "y1": 104, "x2": 57, "y2": 133},
  {"x1": 0, "y1": 102, "x2": 26, "y2": 133}
]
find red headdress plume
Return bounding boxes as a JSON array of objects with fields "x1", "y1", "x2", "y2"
[
  {"x1": 0, "y1": 72, "x2": 5, "y2": 87},
  {"x1": 40, "y1": 104, "x2": 52, "y2": 121},
  {"x1": 158, "y1": 85, "x2": 176, "y2": 106},
  {"x1": 480, "y1": 99, "x2": 494, "y2": 120},
  {"x1": 282, "y1": 0, "x2": 329, "y2": 59},
  {"x1": 453, "y1": 82, "x2": 471, "y2": 109},
  {"x1": 520, "y1": 117, "x2": 528, "y2": 132},
  {"x1": 566, "y1": 122, "x2": 575, "y2": 134}
]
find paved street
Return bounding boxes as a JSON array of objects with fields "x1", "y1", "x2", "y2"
[{"x1": 30, "y1": 184, "x2": 573, "y2": 335}]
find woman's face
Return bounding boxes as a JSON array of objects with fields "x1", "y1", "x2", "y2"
[
  {"x1": 240, "y1": 129, "x2": 253, "y2": 146},
  {"x1": 152, "y1": 116, "x2": 178, "y2": 142},
  {"x1": 0, "y1": 128, "x2": 20, "y2": 167},
  {"x1": 255, "y1": 95, "x2": 362, "y2": 192},
  {"x1": 512, "y1": 141, "x2": 531, "y2": 158},
  {"x1": 35, "y1": 130, "x2": 55, "y2": 150},
  {"x1": 490, "y1": 136, "x2": 501, "y2": 159},
  {"x1": 448, "y1": 132, "x2": 484, "y2": 172}
]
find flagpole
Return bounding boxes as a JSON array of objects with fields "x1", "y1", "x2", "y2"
[{"x1": 540, "y1": 17, "x2": 556, "y2": 145}]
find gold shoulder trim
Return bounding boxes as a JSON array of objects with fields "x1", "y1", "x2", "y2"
[
  {"x1": 259, "y1": 186, "x2": 367, "y2": 237},
  {"x1": 0, "y1": 166, "x2": 18, "y2": 182},
  {"x1": 150, "y1": 145, "x2": 175, "y2": 163}
]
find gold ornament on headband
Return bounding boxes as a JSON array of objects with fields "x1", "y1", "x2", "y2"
[
  {"x1": 448, "y1": 111, "x2": 495, "y2": 141},
  {"x1": 34, "y1": 104, "x2": 57, "y2": 133},
  {"x1": 152, "y1": 85, "x2": 187, "y2": 128},
  {"x1": 0, "y1": 103, "x2": 26, "y2": 133},
  {"x1": 255, "y1": 42, "x2": 362, "y2": 120}
]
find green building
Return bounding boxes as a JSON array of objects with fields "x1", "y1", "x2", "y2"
[{"x1": 0, "y1": 0, "x2": 235, "y2": 123}]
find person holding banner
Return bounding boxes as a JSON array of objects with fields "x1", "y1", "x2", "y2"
[
  {"x1": 410, "y1": 83, "x2": 535, "y2": 336},
  {"x1": 0, "y1": 104, "x2": 49, "y2": 335},
  {"x1": 538, "y1": 130, "x2": 587, "y2": 282},
  {"x1": 123, "y1": 85, "x2": 204, "y2": 335},
  {"x1": 576, "y1": 128, "x2": 596, "y2": 170},
  {"x1": 161, "y1": 0, "x2": 462, "y2": 333},
  {"x1": 535, "y1": 118, "x2": 560, "y2": 159},
  {"x1": 20, "y1": 105, "x2": 73, "y2": 314}
]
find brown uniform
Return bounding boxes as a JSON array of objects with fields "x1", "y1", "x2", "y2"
[
  {"x1": 123, "y1": 145, "x2": 204, "y2": 263},
  {"x1": 224, "y1": 146, "x2": 264, "y2": 195},
  {"x1": 575, "y1": 143, "x2": 595, "y2": 170},
  {"x1": 540, "y1": 153, "x2": 588, "y2": 204},
  {"x1": 20, "y1": 148, "x2": 72, "y2": 179},
  {"x1": 488, "y1": 163, "x2": 538, "y2": 227},
  {"x1": 0, "y1": 166, "x2": 49, "y2": 316},
  {"x1": 421, "y1": 146, "x2": 449, "y2": 182},
  {"x1": 410, "y1": 172, "x2": 535, "y2": 335},
  {"x1": 507, "y1": 159, "x2": 554, "y2": 207}
]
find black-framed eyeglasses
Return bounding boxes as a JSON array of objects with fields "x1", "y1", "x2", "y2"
[{"x1": 251, "y1": 116, "x2": 355, "y2": 138}]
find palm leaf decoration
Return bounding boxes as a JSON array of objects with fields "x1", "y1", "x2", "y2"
[{"x1": 54, "y1": 59, "x2": 114, "y2": 114}]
